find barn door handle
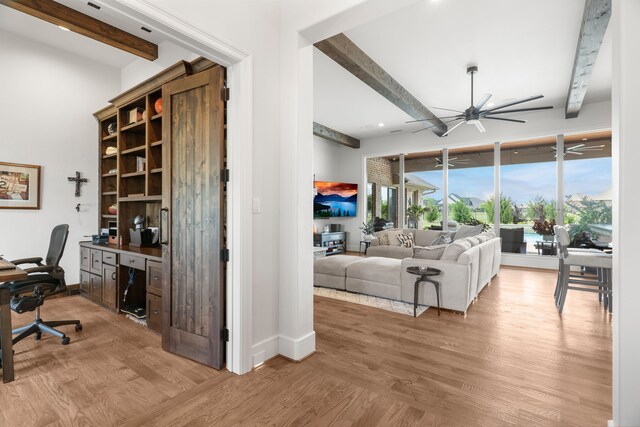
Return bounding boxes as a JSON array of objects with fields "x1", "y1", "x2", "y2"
[{"x1": 159, "y1": 208, "x2": 169, "y2": 245}]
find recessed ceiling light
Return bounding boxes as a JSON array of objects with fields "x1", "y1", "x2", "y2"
[
  {"x1": 582, "y1": 138, "x2": 588, "y2": 141},
  {"x1": 514, "y1": 150, "x2": 518, "y2": 154},
  {"x1": 58, "y1": 26, "x2": 70, "y2": 31},
  {"x1": 378, "y1": 122, "x2": 385, "y2": 127}
]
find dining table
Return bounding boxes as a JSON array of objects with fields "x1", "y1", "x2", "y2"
[{"x1": 0, "y1": 265, "x2": 27, "y2": 383}]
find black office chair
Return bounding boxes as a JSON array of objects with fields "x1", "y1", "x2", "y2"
[{"x1": 8, "y1": 224, "x2": 82, "y2": 345}]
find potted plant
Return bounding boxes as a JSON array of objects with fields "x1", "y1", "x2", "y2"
[
  {"x1": 533, "y1": 219, "x2": 556, "y2": 241},
  {"x1": 360, "y1": 220, "x2": 375, "y2": 242}
]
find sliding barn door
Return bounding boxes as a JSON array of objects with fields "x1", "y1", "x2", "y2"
[{"x1": 161, "y1": 66, "x2": 225, "y2": 368}]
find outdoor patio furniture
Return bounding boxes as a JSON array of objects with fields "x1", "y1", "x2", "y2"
[{"x1": 500, "y1": 228, "x2": 526, "y2": 253}]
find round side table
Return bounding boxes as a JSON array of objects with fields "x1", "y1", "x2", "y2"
[{"x1": 406, "y1": 266, "x2": 442, "y2": 317}]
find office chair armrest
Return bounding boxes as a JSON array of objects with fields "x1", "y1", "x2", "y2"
[
  {"x1": 11, "y1": 257, "x2": 43, "y2": 266},
  {"x1": 8, "y1": 281, "x2": 57, "y2": 297},
  {"x1": 23, "y1": 265, "x2": 55, "y2": 274}
]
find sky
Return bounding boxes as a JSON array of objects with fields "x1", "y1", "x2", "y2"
[
  {"x1": 413, "y1": 157, "x2": 612, "y2": 205},
  {"x1": 314, "y1": 181, "x2": 358, "y2": 197}
]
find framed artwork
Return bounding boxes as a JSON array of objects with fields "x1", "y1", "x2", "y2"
[{"x1": 0, "y1": 162, "x2": 41, "y2": 209}]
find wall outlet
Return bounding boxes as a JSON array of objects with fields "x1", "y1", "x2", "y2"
[{"x1": 252, "y1": 197, "x2": 261, "y2": 214}]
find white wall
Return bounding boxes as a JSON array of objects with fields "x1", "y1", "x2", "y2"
[
  {"x1": 612, "y1": 1, "x2": 640, "y2": 425},
  {"x1": 330, "y1": 101, "x2": 612, "y2": 251},
  {"x1": 120, "y1": 40, "x2": 199, "y2": 91},
  {"x1": 0, "y1": 30, "x2": 121, "y2": 284},
  {"x1": 312, "y1": 135, "x2": 362, "y2": 250}
]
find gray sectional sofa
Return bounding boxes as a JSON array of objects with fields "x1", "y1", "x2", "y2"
[{"x1": 314, "y1": 232, "x2": 501, "y2": 314}]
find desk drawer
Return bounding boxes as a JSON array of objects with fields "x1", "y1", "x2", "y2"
[
  {"x1": 146, "y1": 293, "x2": 162, "y2": 333},
  {"x1": 79, "y1": 270, "x2": 91, "y2": 298},
  {"x1": 90, "y1": 250, "x2": 102, "y2": 274},
  {"x1": 120, "y1": 253, "x2": 146, "y2": 271},
  {"x1": 80, "y1": 247, "x2": 90, "y2": 271},
  {"x1": 102, "y1": 251, "x2": 118, "y2": 266},
  {"x1": 147, "y1": 261, "x2": 162, "y2": 296}
]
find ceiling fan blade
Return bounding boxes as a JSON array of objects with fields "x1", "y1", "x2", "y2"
[
  {"x1": 484, "y1": 95, "x2": 544, "y2": 113},
  {"x1": 474, "y1": 94, "x2": 492, "y2": 111},
  {"x1": 567, "y1": 144, "x2": 586, "y2": 150},
  {"x1": 482, "y1": 105, "x2": 553, "y2": 115},
  {"x1": 484, "y1": 116, "x2": 526, "y2": 124},
  {"x1": 411, "y1": 118, "x2": 461, "y2": 134},
  {"x1": 442, "y1": 120, "x2": 465, "y2": 137},
  {"x1": 428, "y1": 107, "x2": 465, "y2": 113},
  {"x1": 569, "y1": 151, "x2": 584, "y2": 155},
  {"x1": 474, "y1": 121, "x2": 486, "y2": 133},
  {"x1": 405, "y1": 115, "x2": 461, "y2": 123}
]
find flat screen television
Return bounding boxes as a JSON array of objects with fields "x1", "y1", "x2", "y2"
[{"x1": 314, "y1": 181, "x2": 358, "y2": 218}]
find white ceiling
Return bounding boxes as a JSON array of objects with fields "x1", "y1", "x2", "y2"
[
  {"x1": 0, "y1": 0, "x2": 165, "y2": 69},
  {"x1": 314, "y1": 0, "x2": 612, "y2": 140}
]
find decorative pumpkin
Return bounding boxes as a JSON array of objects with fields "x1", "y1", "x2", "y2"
[
  {"x1": 107, "y1": 204, "x2": 117, "y2": 215},
  {"x1": 154, "y1": 97, "x2": 163, "y2": 114}
]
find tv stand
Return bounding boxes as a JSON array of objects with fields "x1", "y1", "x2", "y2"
[{"x1": 314, "y1": 232, "x2": 347, "y2": 256}]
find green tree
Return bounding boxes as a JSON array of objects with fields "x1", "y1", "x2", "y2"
[
  {"x1": 526, "y1": 195, "x2": 547, "y2": 220},
  {"x1": 481, "y1": 194, "x2": 514, "y2": 224},
  {"x1": 450, "y1": 200, "x2": 473, "y2": 223},
  {"x1": 424, "y1": 197, "x2": 440, "y2": 222}
]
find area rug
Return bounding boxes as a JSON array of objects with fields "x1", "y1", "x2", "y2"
[{"x1": 314, "y1": 287, "x2": 429, "y2": 317}]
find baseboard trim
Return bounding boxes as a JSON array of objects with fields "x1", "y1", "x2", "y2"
[
  {"x1": 278, "y1": 331, "x2": 316, "y2": 361},
  {"x1": 251, "y1": 335, "x2": 279, "y2": 368}
]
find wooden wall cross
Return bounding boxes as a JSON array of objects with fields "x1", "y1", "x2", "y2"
[{"x1": 68, "y1": 171, "x2": 88, "y2": 197}]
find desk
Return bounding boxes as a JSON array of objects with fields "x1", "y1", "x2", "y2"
[{"x1": 0, "y1": 266, "x2": 27, "y2": 383}]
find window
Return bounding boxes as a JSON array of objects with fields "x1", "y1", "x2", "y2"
[
  {"x1": 403, "y1": 150, "x2": 443, "y2": 230},
  {"x1": 366, "y1": 156, "x2": 400, "y2": 226},
  {"x1": 563, "y1": 135, "x2": 612, "y2": 247},
  {"x1": 366, "y1": 182, "x2": 374, "y2": 222},
  {"x1": 500, "y1": 139, "x2": 557, "y2": 255},
  {"x1": 447, "y1": 146, "x2": 494, "y2": 232}
]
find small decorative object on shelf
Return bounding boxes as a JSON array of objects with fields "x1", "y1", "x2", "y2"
[
  {"x1": 154, "y1": 97, "x2": 163, "y2": 114},
  {"x1": 108, "y1": 168, "x2": 117, "y2": 174},
  {"x1": 136, "y1": 156, "x2": 146, "y2": 172},
  {"x1": 127, "y1": 107, "x2": 145, "y2": 124},
  {"x1": 107, "y1": 122, "x2": 117, "y2": 135},
  {"x1": 105, "y1": 146, "x2": 117, "y2": 156},
  {"x1": 107, "y1": 204, "x2": 117, "y2": 215}
]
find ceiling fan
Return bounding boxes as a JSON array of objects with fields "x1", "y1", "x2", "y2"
[
  {"x1": 552, "y1": 143, "x2": 606, "y2": 157},
  {"x1": 408, "y1": 66, "x2": 554, "y2": 136},
  {"x1": 435, "y1": 156, "x2": 469, "y2": 168}
]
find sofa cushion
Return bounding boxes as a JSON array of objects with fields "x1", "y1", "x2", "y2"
[
  {"x1": 465, "y1": 236, "x2": 481, "y2": 246},
  {"x1": 413, "y1": 229, "x2": 445, "y2": 247},
  {"x1": 347, "y1": 257, "x2": 402, "y2": 286},
  {"x1": 397, "y1": 233, "x2": 415, "y2": 248},
  {"x1": 441, "y1": 239, "x2": 472, "y2": 261},
  {"x1": 386, "y1": 229, "x2": 404, "y2": 247},
  {"x1": 476, "y1": 233, "x2": 489, "y2": 243},
  {"x1": 413, "y1": 244, "x2": 447, "y2": 260},
  {"x1": 314, "y1": 255, "x2": 363, "y2": 277},
  {"x1": 366, "y1": 245, "x2": 413, "y2": 259},
  {"x1": 454, "y1": 224, "x2": 483, "y2": 240}
]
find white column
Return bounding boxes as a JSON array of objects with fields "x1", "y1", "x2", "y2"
[
  {"x1": 612, "y1": 1, "x2": 640, "y2": 425},
  {"x1": 494, "y1": 142, "x2": 500, "y2": 231},
  {"x1": 399, "y1": 154, "x2": 406, "y2": 227},
  {"x1": 442, "y1": 148, "x2": 449, "y2": 230},
  {"x1": 556, "y1": 134, "x2": 564, "y2": 225}
]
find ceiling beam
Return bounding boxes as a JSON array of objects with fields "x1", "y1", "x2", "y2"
[
  {"x1": 313, "y1": 122, "x2": 360, "y2": 149},
  {"x1": 0, "y1": 0, "x2": 158, "y2": 61},
  {"x1": 314, "y1": 33, "x2": 447, "y2": 137},
  {"x1": 565, "y1": 0, "x2": 611, "y2": 119}
]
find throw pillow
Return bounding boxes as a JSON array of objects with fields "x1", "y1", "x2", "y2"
[
  {"x1": 397, "y1": 233, "x2": 415, "y2": 248},
  {"x1": 476, "y1": 233, "x2": 489, "y2": 243},
  {"x1": 441, "y1": 240, "x2": 472, "y2": 261},
  {"x1": 431, "y1": 232, "x2": 452, "y2": 246},
  {"x1": 373, "y1": 230, "x2": 390, "y2": 246},
  {"x1": 386, "y1": 229, "x2": 405, "y2": 247},
  {"x1": 453, "y1": 224, "x2": 483, "y2": 240},
  {"x1": 485, "y1": 231, "x2": 496, "y2": 239},
  {"x1": 466, "y1": 236, "x2": 481, "y2": 246},
  {"x1": 413, "y1": 244, "x2": 447, "y2": 260}
]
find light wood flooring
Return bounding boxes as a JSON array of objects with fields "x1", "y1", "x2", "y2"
[{"x1": 0, "y1": 267, "x2": 611, "y2": 426}]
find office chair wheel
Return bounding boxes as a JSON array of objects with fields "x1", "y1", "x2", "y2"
[
  {"x1": 35, "y1": 332, "x2": 42, "y2": 340},
  {"x1": 75, "y1": 324, "x2": 83, "y2": 332},
  {"x1": 61, "y1": 337, "x2": 70, "y2": 345}
]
